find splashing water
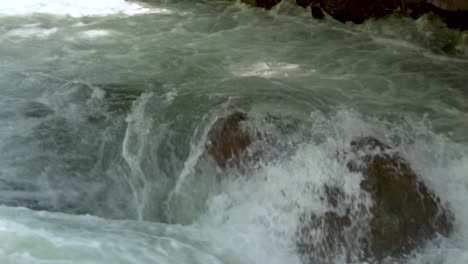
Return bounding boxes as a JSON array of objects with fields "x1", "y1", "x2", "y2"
[{"x1": 0, "y1": 0, "x2": 467, "y2": 263}]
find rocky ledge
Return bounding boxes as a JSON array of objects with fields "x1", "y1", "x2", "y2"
[{"x1": 241, "y1": 0, "x2": 468, "y2": 30}]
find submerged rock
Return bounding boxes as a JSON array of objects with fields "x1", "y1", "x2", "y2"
[{"x1": 297, "y1": 137, "x2": 454, "y2": 263}]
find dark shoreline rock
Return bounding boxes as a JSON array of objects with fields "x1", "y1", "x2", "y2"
[
  {"x1": 407, "y1": 2, "x2": 468, "y2": 30},
  {"x1": 241, "y1": 0, "x2": 468, "y2": 30},
  {"x1": 300, "y1": 0, "x2": 400, "y2": 24}
]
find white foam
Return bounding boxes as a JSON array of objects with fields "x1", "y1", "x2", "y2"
[
  {"x1": 4, "y1": 27, "x2": 58, "y2": 39},
  {"x1": 0, "y1": 0, "x2": 158, "y2": 17},
  {"x1": 80, "y1": 30, "x2": 113, "y2": 39},
  {"x1": 232, "y1": 62, "x2": 315, "y2": 78}
]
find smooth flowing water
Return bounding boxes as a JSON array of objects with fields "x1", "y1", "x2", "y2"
[{"x1": 0, "y1": 0, "x2": 467, "y2": 263}]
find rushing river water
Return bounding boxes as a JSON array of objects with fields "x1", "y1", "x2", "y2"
[{"x1": 0, "y1": 0, "x2": 467, "y2": 263}]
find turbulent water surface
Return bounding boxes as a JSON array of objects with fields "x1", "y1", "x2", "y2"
[{"x1": 0, "y1": 0, "x2": 468, "y2": 263}]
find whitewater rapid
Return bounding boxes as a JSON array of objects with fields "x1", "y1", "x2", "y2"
[
  {"x1": 0, "y1": 0, "x2": 156, "y2": 17},
  {"x1": 0, "y1": 0, "x2": 467, "y2": 264}
]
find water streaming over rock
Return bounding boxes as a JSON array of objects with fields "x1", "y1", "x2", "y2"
[{"x1": 0, "y1": 0, "x2": 467, "y2": 263}]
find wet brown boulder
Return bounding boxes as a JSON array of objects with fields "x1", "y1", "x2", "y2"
[
  {"x1": 350, "y1": 137, "x2": 453, "y2": 259},
  {"x1": 240, "y1": 0, "x2": 282, "y2": 10},
  {"x1": 205, "y1": 112, "x2": 252, "y2": 168},
  {"x1": 205, "y1": 112, "x2": 301, "y2": 169},
  {"x1": 297, "y1": 137, "x2": 454, "y2": 263}
]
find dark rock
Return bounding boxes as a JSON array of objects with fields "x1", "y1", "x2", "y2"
[
  {"x1": 311, "y1": 5, "x2": 325, "y2": 19},
  {"x1": 407, "y1": 2, "x2": 468, "y2": 30},
  {"x1": 243, "y1": 0, "x2": 467, "y2": 29},
  {"x1": 296, "y1": 0, "x2": 311, "y2": 8},
  {"x1": 240, "y1": 0, "x2": 282, "y2": 10},
  {"x1": 295, "y1": 1, "x2": 325, "y2": 20},
  {"x1": 427, "y1": 0, "x2": 468, "y2": 12},
  {"x1": 205, "y1": 112, "x2": 301, "y2": 169},
  {"x1": 239, "y1": 0, "x2": 467, "y2": 30},
  {"x1": 305, "y1": 0, "x2": 400, "y2": 24},
  {"x1": 306, "y1": 0, "x2": 468, "y2": 29},
  {"x1": 297, "y1": 137, "x2": 454, "y2": 263},
  {"x1": 206, "y1": 112, "x2": 252, "y2": 168},
  {"x1": 350, "y1": 137, "x2": 453, "y2": 259}
]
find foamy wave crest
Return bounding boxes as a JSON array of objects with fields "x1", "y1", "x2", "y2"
[{"x1": 0, "y1": 0, "x2": 162, "y2": 17}]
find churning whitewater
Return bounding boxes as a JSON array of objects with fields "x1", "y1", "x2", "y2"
[{"x1": 0, "y1": 0, "x2": 467, "y2": 263}]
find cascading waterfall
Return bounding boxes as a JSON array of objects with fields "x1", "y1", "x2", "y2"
[
  {"x1": 0, "y1": 0, "x2": 467, "y2": 263},
  {"x1": 121, "y1": 92, "x2": 154, "y2": 221}
]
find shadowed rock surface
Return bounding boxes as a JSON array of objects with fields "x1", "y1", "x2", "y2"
[
  {"x1": 206, "y1": 112, "x2": 252, "y2": 168},
  {"x1": 406, "y1": 2, "x2": 468, "y2": 30},
  {"x1": 297, "y1": 137, "x2": 454, "y2": 263},
  {"x1": 242, "y1": 0, "x2": 467, "y2": 30},
  {"x1": 350, "y1": 137, "x2": 453, "y2": 259},
  {"x1": 301, "y1": 0, "x2": 400, "y2": 24}
]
